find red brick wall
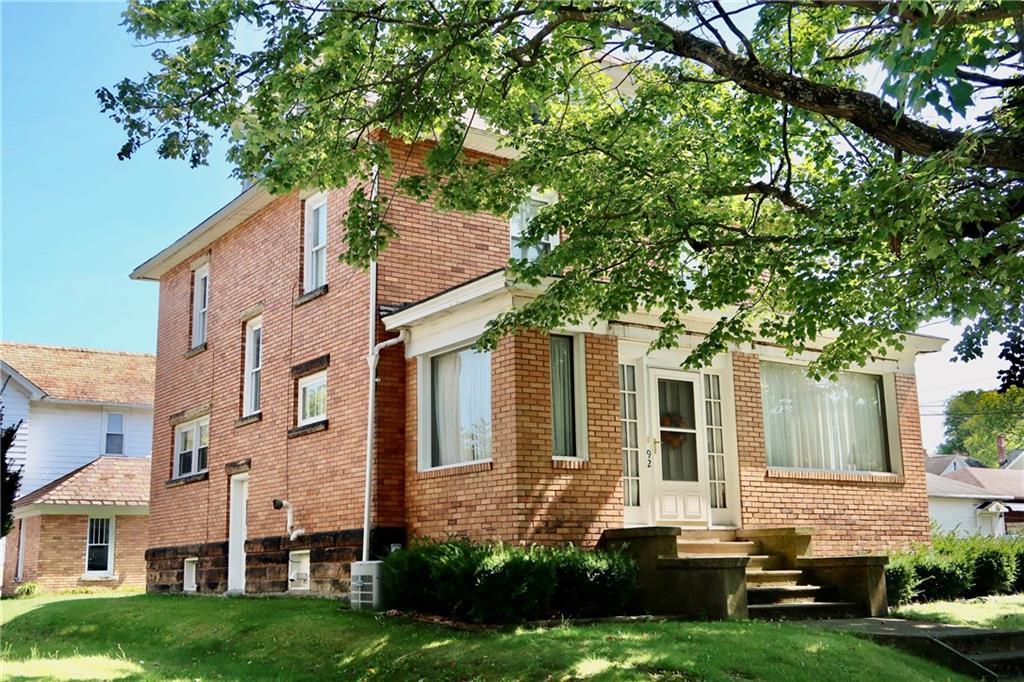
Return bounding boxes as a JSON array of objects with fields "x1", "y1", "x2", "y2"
[
  {"x1": 732, "y1": 352, "x2": 930, "y2": 554},
  {"x1": 404, "y1": 332, "x2": 622, "y2": 547},
  {"x1": 2, "y1": 513, "x2": 147, "y2": 593}
]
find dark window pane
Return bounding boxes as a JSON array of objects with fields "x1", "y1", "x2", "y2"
[
  {"x1": 197, "y1": 446, "x2": 208, "y2": 472},
  {"x1": 105, "y1": 433, "x2": 124, "y2": 455},
  {"x1": 87, "y1": 545, "x2": 109, "y2": 572},
  {"x1": 549, "y1": 335, "x2": 576, "y2": 457},
  {"x1": 179, "y1": 450, "x2": 192, "y2": 476}
]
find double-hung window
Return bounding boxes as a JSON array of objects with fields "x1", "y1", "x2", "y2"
[
  {"x1": 298, "y1": 370, "x2": 327, "y2": 426},
  {"x1": 510, "y1": 191, "x2": 559, "y2": 262},
  {"x1": 427, "y1": 346, "x2": 492, "y2": 468},
  {"x1": 550, "y1": 335, "x2": 587, "y2": 458},
  {"x1": 191, "y1": 264, "x2": 209, "y2": 348},
  {"x1": 86, "y1": 517, "x2": 114, "y2": 576},
  {"x1": 760, "y1": 361, "x2": 891, "y2": 473},
  {"x1": 243, "y1": 316, "x2": 263, "y2": 417},
  {"x1": 304, "y1": 193, "x2": 328, "y2": 292},
  {"x1": 104, "y1": 412, "x2": 125, "y2": 455},
  {"x1": 175, "y1": 417, "x2": 210, "y2": 478}
]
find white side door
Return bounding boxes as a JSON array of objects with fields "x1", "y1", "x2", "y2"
[
  {"x1": 649, "y1": 369, "x2": 708, "y2": 524},
  {"x1": 227, "y1": 473, "x2": 249, "y2": 593}
]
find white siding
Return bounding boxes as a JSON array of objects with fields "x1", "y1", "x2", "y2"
[
  {"x1": 18, "y1": 402, "x2": 153, "y2": 495},
  {"x1": 0, "y1": 378, "x2": 31, "y2": 474},
  {"x1": 928, "y1": 496, "x2": 1004, "y2": 537}
]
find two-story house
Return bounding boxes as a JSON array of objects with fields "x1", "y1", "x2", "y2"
[
  {"x1": 0, "y1": 343, "x2": 154, "y2": 592},
  {"x1": 133, "y1": 132, "x2": 942, "y2": 597}
]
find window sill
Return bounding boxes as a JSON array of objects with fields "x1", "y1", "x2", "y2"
[
  {"x1": 235, "y1": 413, "x2": 262, "y2": 428},
  {"x1": 417, "y1": 460, "x2": 493, "y2": 479},
  {"x1": 765, "y1": 467, "x2": 904, "y2": 485},
  {"x1": 288, "y1": 420, "x2": 328, "y2": 439},
  {"x1": 183, "y1": 343, "x2": 208, "y2": 359},
  {"x1": 80, "y1": 575, "x2": 115, "y2": 582},
  {"x1": 165, "y1": 471, "x2": 210, "y2": 488},
  {"x1": 294, "y1": 284, "x2": 328, "y2": 307},
  {"x1": 552, "y1": 457, "x2": 589, "y2": 470}
]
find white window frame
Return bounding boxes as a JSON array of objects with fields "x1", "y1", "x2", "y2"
[
  {"x1": 183, "y1": 557, "x2": 198, "y2": 593},
  {"x1": 174, "y1": 417, "x2": 210, "y2": 479},
  {"x1": 242, "y1": 316, "x2": 263, "y2": 417},
  {"x1": 102, "y1": 410, "x2": 126, "y2": 455},
  {"x1": 303, "y1": 192, "x2": 328, "y2": 293},
  {"x1": 191, "y1": 264, "x2": 210, "y2": 348},
  {"x1": 297, "y1": 370, "x2": 327, "y2": 426},
  {"x1": 509, "y1": 188, "x2": 560, "y2": 261},
  {"x1": 416, "y1": 341, "x2": 494, "y2": 472},
  {"x1": 550, "y1": 333, "x2": 589, "y2": 460},
  {"x1": 84, "y1": 516, "x2": 115, "y2": 578},
  {"x1": 288, "y1": 550, "x2": 311, "y2": 592}
]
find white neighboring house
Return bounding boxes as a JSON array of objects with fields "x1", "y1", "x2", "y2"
[
  {"x1": 927, "y1": 473, "x2": 1009, "y2": 537},
  {"x1": 0, "y1": 342, "x2": 155, "y2": 584},
  {"x1": 924, "y1": 453, "x2": 988, "y2": 477},
  {"x1": 1003, "y1": 450, "x2": 1024, "y2": 470}
]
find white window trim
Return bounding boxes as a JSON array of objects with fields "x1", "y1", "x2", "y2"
[
  {"x1": 174, "y1": 417, "x2": 210, "y2": 479},
  {"x1": 509, "y1": 188, "x2": 560, "y2": 259},
  {"x1": 242, "y1": 316, "x2": 263, "y2": 417},
  {"x1": 416, "y1": 340, "x2": 494, "y2": 472},
  {"x1": 288, "y1": 549, "x2": 311, "y2": 592},
  {"x1": 759, "y1": 358, "x2": 903, "y2": 475},
  {"x1": 303, "y1": 192, "x2": 328, "y2": 293},
  {"x1": 183, "y1": 557, "x2": 198, "y2": 593},
  {"x1": 550, "y1": 333, "x2": 589, "y2": 461},
  {"x1": 297, "y1": 370, "x2": 327, "y2": 427},
  {"x1": 84, "y1": 515, "x2": 115, "y2": 578},
  {"x1": 191, "y1": 263, "x2": 210, "y2": 348},
  {"x1": 102, "y1": 410, "x2": 126, "y2": 456}
]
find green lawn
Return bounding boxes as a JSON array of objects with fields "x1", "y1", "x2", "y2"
[
  {"x1": 896, "y1": 594, "x2": 1024, "y2": 631},
  {"x1": 0, "y1": 593, "x2": 971, "y2": 681}
]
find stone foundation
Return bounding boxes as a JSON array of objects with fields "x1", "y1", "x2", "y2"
[{"x1": 145, "y1": 527, "x2": 405, "y2": 596}]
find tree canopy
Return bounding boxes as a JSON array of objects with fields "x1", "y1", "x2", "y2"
[
  {"x1": 100, "y1": 0, "x2": 1024, "y2": 377},
  {"x1": 938, "y1": 387, "x2": 1024, "y2": 465}
]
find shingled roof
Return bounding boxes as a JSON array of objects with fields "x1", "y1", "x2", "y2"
[
  {"x1": 16, "y1": 456, "x2": 150, "y2": 507},
  {"x1": 0, "y1": 342, "x2": 154, "y2": 405}
]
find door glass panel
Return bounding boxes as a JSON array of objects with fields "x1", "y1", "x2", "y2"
[
  {"x1": 619, "y1": 364, "x2": 641, "y2": 507},
  {"x1": 658, "y1": 379, "x2": 698, "y2": 481}
]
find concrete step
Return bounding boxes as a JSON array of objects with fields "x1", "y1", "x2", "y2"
[
  {"x1": 674, "y1": 529, "x2": 739, "y2": 542},
  {"x1": 747, "y1": 585, "x2": 826, "y2": 605},
  {"x1": 748, "y1": 601, "x2": 864, "y2": 621},
  {"x1": 676, "y1": 540, "x2": 762, "y2": 556},
  {"x1": 746, "y1": 554, "x2": 783, "y2": 570},
  {"x1": 940, "y1": 631, "x2": 1024, "y2": 656},
  {"x1": 745, "y1": 569, "x2": 803, "y2": 585},
  {"x1": 970, "y1": 650, "x2": 1024, "y2": 677}
]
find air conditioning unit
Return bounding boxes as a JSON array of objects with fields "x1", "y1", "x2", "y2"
[
  {"x1": 288, "y1": 550, "x2": 310, "y2": 592},
  {"x1": 350, "y1": 560, "x2": 383, "y2": 610}
]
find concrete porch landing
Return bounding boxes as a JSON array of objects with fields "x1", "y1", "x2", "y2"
[{"x1": 808, "y1": 618, "x2": 1024, "y2": 680}]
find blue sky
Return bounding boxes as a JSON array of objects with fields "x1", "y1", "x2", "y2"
[
  {"x1": 2, "y1": 1, "x2": 239, "y2": 353},
  {"x1": 0, "y1": 2, "x2": 1005, "y2": 451}
]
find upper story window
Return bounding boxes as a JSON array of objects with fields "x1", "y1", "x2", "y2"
[
  {"x1": 760, "y1": 361, "x2": 891, "y2": 473},
  {"x1": 298, "y1": 370, "x2": 327, "y2": 426},
  {"x1": 86, "y1": 517, "x2": 114, "y2": 576},
  {"x1": 427, "y1": 346, "x2": 492, "y2": 469},
  {"x1": 510, "y1": 190, "x2": 559, "y2": 262},
  {"x1": 550, "y1": 335, "x2": 587, "y2": 459},
  {"x1": 242, "y1": 316, "x2": 263, "y2": 417},
  {"x1": 104, "y1": 412, "x2": 125, "y2": 455},
  {"x1": 191, "y1": 264, "x2": 209, "y2": 348},
  {"x1": 304, "y1": 193, "x2": 328, "y2": 293},
  {"x1": 175, "y1": 416, "x2": 209, "y2": 478}
]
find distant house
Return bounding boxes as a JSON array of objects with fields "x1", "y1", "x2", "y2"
[
  {"x1": 1003, "y1": 449, "x2": 1024, "y2": 470},
  {"x1": 924, "y1": 453, "x2": 987, "y2": 477},
  {"x1": 2, "y1": 457, "x2": 150, "y2": 592},
  {"x1": 926, "y1": 473, "x2": 1009, "y2": 537},
  {"x1": 947, "y1": 468, "x2": 1024, "y2": 535}
]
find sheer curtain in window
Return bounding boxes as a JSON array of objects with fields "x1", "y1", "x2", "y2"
[
  {"x1": 431, "y1": 348, "x2": 492, "y2": 467},
  {"x1": 761, "y1": 362, "x2": 889, "y2": 472}
]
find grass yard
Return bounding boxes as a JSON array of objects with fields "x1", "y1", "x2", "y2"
[
  {"x1": 0, "y1": 593, "x2": 971, "y2": 681},
  {"x1": 896, "y1": 594, "x2": 1024, "y2": 631}
]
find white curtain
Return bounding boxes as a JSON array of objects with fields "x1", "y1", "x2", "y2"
[
  {"x1": 761, "y1": 362, "x2": 889, "y2": 472},
  {"x1": 432, "y1": 348, "x2": 491, "y2": 466}
]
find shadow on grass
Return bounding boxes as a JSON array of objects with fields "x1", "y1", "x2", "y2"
[{"x1": 0, "y1": 594, "x2": 972, "y2": 681}]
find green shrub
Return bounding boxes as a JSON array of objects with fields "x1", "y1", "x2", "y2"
[
  {"x1": 382, "y1": 539, "x2": 637, "y2": 623},
  {"x1": 13, "y1": 582, "x2": 38, "y2": 599},
  {"x1": 969, "y1": 547, "x2": 1017, "y2": 596},
  {"x1": 885, "y1": 555, "x2": 921, "y2": 606},
  {"x1": 913, "y1": 552, "x2": 974, "y2": 602}
]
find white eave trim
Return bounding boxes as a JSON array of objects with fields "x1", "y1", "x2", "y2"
[
  {"x1": 130, "y1": 184, "x2": 275, "y2": 281},
  {"x1": 0, "y1": 361, "x2": 46, "y2": 401},
  {"x1": 14, "y1": 503, "x2": 149, "y2": 518},
  {"x1": 39, "y1": 397, "x2": 153, "y2": 409},
  {"x1": 382, "y1": 270, "x2": 514, "y2": 330}
]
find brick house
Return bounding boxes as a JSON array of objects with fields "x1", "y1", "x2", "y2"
[
  {"x1": 2, "y1": 457, "x2": 150, "y2": 593},
  {"x1": 131, "y1": 133, "x2": 943, "y2": 597}
]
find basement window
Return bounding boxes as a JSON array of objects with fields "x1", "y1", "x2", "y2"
[
  {"x1": 288, "y1": 550, "x2": 310, "y2": 592},
  {"x1": 183, "y1": 557, "x2": 198, "y2": 593}
]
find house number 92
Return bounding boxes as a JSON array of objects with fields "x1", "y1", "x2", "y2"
[{"x1": 646, "y1": 449, "x2": 653, "y2": 468}]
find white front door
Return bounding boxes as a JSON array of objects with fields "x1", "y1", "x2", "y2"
[
  {"x1": 650, "y1": 370, "x2": 708, "y2": 524},
  {"x1": 227, "y1": 473, "x2": 249, "y2": 593}
]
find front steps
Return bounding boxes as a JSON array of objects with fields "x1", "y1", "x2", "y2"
[
  {"x1": 943, "y1": 631, "x2": 1024, "y2": 679},
  {"x1": 676, "y1": 532, "x2": 868, "y2": 621}
]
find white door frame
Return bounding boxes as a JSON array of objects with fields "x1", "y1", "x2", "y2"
[
  {"x1": 648, "y1": 368, "x2": 709, "y2": 525},
  {"x1": 227, "y1": 473, "x2": 249, "y2": 594}
]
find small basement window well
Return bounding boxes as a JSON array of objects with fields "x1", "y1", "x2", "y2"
[
  {"x1": 289, "y1": 550, "x2": 311, "y2": 592},
  {"x1": 183, "y1": 557, "x2": 198, "y2": 593}
]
